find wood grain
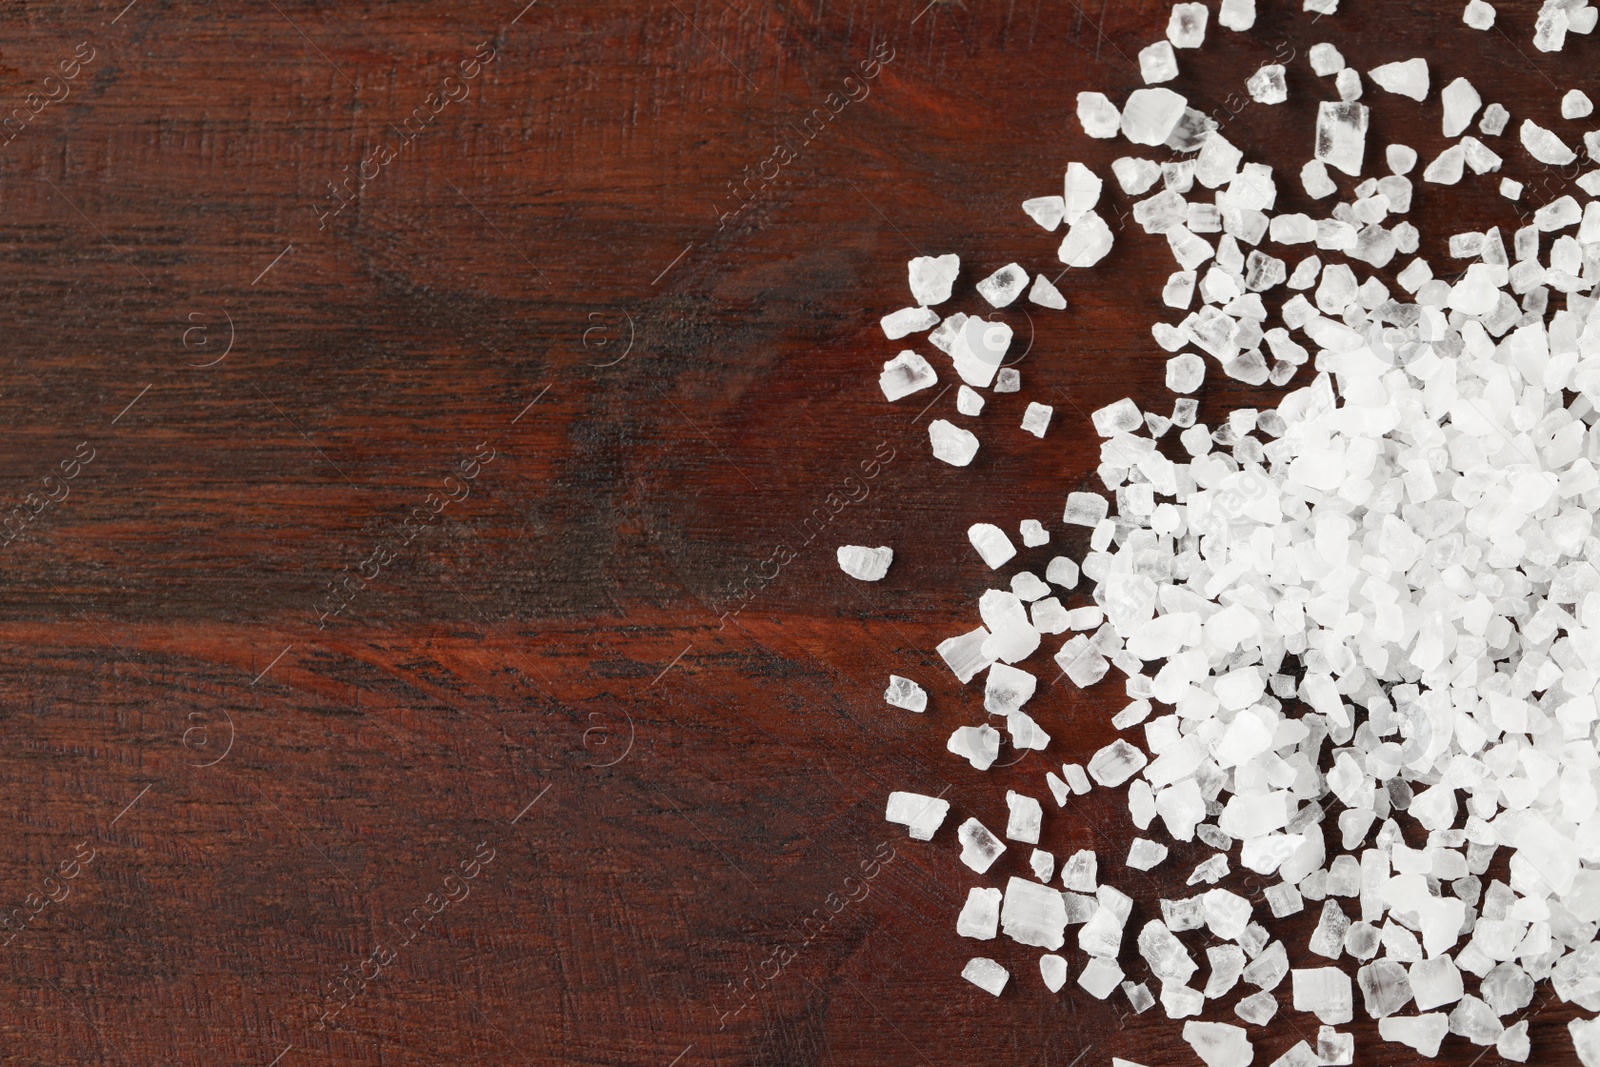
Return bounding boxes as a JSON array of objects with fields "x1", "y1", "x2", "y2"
[{"x1": 0, "y1": 0, "x2": 1594, "y2": 1063}]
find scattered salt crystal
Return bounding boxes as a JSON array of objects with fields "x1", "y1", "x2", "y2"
[
  {"x1": 955, "y1": 385, "x2": 984, "y2": 416},
  {"x1": 961, "y1": 956, "x2": 1009, "y2": 996},
  {"x1": 928, "y1": 419, "x2": 979, "y2": 466},
  {"x1": 1409, "y1": 955, "x2": 1464, "y2": 1010},
  {"x1": 1121, "y1": 88, "x2": 1189, "y2": 146},
  {"x1": 1087, "y1": 739, "x2": 1147, "y2": 787},
  {"x1": 1309, "y1": 43, "x2": 1344, "y2": 76},
  {"x1": 1378, "y1": 1013, "x2": 1448, "y2": 1056},
  {"x1": 1077, "y1": 92, "x2": 1121, "y2": 138},
  {"x1": 1140, "y1": 40, "x2": 1179, "y2": 84},
  {"x1": 1335, "y1": 68, "x2": 1362, "y2": 102},
  {"x1": 1386, "y1": 144, "x2": 1417, "y2": 174},
  {"x1": 1063, "y1": 764, "x2": 1090, "y2": 794},
  {"x1": 1535, "y1": 4, "x2": 1570, "y2": 51},
  {"x1": 1463, "y1": 0, "x2": 1495, "y2": 29},
  {"x1": 1004, "y1": 790, "x2": 1043, "y2": 844},
  {"x1": 1079, "y1": 957, "x2": 1124, "y2": 998},
  {"x1": 1442, "y1": 77, "x2": 1482, "y2": 137},
  {"x1": 837, "y1": 545, "x2": 893, "y2": 581},
  {"x1": 880, "y1": 305, "x2": 938, "y2": 339},
  {"x1": 1219, "y1": 0, "x2": 1255, "y2": 31},
  {"x1": 1113, "y1": 156, "x2": 1162, "y2": 195},
  {"x1": 1422, "y1": 144, "x2": 1464, "y2": 184},
  {"x1": 1127, "y1": 838, "x2": 1168, "y2": 870},
  {"x1": 956, "y1": 817, "x2": 1005, "y2": 873},
  {"x1": 1021, "y1": 403, "x2": 1053, "y2": 438},
  {"x1": 1022, "y1": 196, "x2": 1064, "y2": 231},
  {"x1": 1039, "y1": 953, "x2": 1068, "y2": 992},
  {"x1": 1236, "y1": 990, "x2": 1277, "y2": 1025},
  {"x1": 1292, "y1": 967, "x2": 1353, "y2": 1024},
  {"x1": 967, "y1": 523, "x2": 1016, "y2": 569},
  {"x1": 1001, "y1": 874, "x2": 1066, "y2": 948},
  {"x1": 1479, "y1": 101, "x2": 1509, "y2": 135},
  {"x1": 1205, "y1": 944, "x2": 1247, "y2": 998},
  {"x1": 1167, "y1": 3, "x2": 1208, "y2": 48},
  {"x1": 1315, "y1": 101, "x2": 1368, "y2": 177},
  {"x1": 947, "y1": 724, "x2": 1000, "y2": 770},
  {"x1": 1059, "y1": 212, "x2": 1115, "y2": 267},
  {"x1": 1028, "y1": 274, "x2": 1067, "y2": 310},
  {"x1": 1182, "y1": 1021, "x2": 1252, "y2": 1067},
  {"x1": 885, "y1": 675, "x2": 927, "y2": 712},
  {"x1": 1498, "y1": 1020, "x2": 1530, "y2": 1062},
  {"x1": 1166, "y1": 353, "x2": 1206, "y2": 393},
  {"x1": 1522, "y1": 119, "x2": 1577, "y2": 164},
  {"x1": 976, "y1": 263, "x2": 1027, "y2": 308},
  {"x1": 1063, "y1": 162, "x2": 1103, "y2": 225},
  {"x1": 957, "y1": 886, "x2": 1001, "y2": 939},
  {"x1": 879, "y1": 351, "x2": 937, "y2": 401},
  {"x1": 885, "y1": 791, "x2": 949, "y2": 839},
  {"x1": 1564, "y1": 89, "x2": 1594, "y2": 119},
  {"x1": 985, "y1": 662, "x2": 1036, "y2": 716},
  {"x1": 1044, "y1": 555, "x2": 1079, "y2": 589},
  {"x1": 1244, "y1": 941, "x2": 1288, "y2": 990},
  {"x1": 908, "y1": 254, "x2": 959, "y2": 305},
  {"x1": 1369, "y1": 58, "x2": 1429, "y2": 101},
  {"x1": 1247, "y1": 64, "x2": 1287, "y2": 105},
  {"x1": 1090, "y1": 398, "x2": 1142, "y2": 436}
]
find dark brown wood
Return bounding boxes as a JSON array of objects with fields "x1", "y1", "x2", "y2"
[{"x1": 0, "y1": 0, "x2": 1593, "y2": 1063}]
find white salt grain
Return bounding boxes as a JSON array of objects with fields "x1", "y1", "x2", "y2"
[
  {"x1": 880, "y1": 306, "x2": 938, "y2": 339},
  {"x1": 962, "y1": 957, "x2": 1009, "y2": 996},
  {"x1": 1463, "y1": 1, "x2": 1495, "y2": 29},
  {"x1": 885, "y1": 791, "x2": 949, "y2": 840},
  {"x1": 1020, "y1": 403, "x2": 1053, "y2": 438},
  {"x1": 928, "y1": 419, "x2": 979, "y2": 466},
  {"x1": 908, "y1": 254, "x2": 960, "y2": 305},
  {"x1": 884, "y1": 675, "x2": 927, "y2": 712},
  {"x1": 1140, "y1": 41, "x2": 1179, "y2": 84},
  {"x1": 976, "y1": 263, "x2": 1028, "y2": 308},
  {"x1": 1309, "y1": 43, "x2": 1344, "y2": 76},
  {"x1": 879, "y1": 351, "x2": 937, "y2": 401},
  {"x1": 1028, "y1": 273, "x2": 1068, "y2": 309},
  {"x1": 837, "y1": 545, "x2": 893, "y2": 581},
  {"x1": 967, "y1": 523, "x2": 1016, "y2": 569},
  {"x1": 955, "y1": 384, "x2": 984, "y2": 416},
  {"x1": 1368, "y1": 58, "x2": 1429, "y2": 101}
]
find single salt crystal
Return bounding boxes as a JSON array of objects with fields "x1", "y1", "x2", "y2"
[
  {"x1": 947, "y1": 724, "x2": 1000, "y2": 770},
  {"x1": 957, "y1": 817, "x2": 1005, "y2": 873},
  {"x1": 837, "y1": 545, "x2": 893, "y2": 581},
  {"x1": 1128, "y1": 838, "x2": 1168, "y2": 870},
  {"x1": 1368, "y1": 58, "x2": 1429, "y2": 101},
  {"x1": 1316, "y1": 1027, "x2": 1353, "y2": 1065},
  {"x1": 957, "y1": 886, "x2": 1002, "y2": 939},
  {"x1": 1079, "y1": 957, "x2": 1124, "y2": 999},
  {"x1": 1018, "y1": 520, "x2": 1048, "y2": 548},
  {"x1": 1036, "y1": 953, "x2": 1069, "y2": 993},
  {"x1": 1206, "y1": 944, "x2": 1247, "y2": 998},
  {"x1": 1077, "y1": 92, "x2": 1121, "y2": 138},
  {"x1": 1236, "y1": 991, "x2": 1277, "y2": 1025},
  {"x1": 1574, "y1": 1019, "x2": 1600, "y2": 1067},
  {"x1": 928, "y1": 419, "x2": 979, "y2": 466},
  {"x1": 1181, "y1": 1021, "x2": 1252, "y2": 1067},
  {"x1": 1565, "y1": 89, "x2": 1595, "y2": 119},
  {"x1": 1244, "y1": 941, "x2": 1288, "y2": 990},
  {"x1": 1140, "y1": 40, "x2": 1179, "y2": 84},
  {"x1": 1007, "y1": 711, "x2": 1049, "y2": 751},
  {"x1": 1219, "y1": 0, "x2": 1255, "y2": 31},
  {"x1": 908, "y1": 254, "x2": 959, "y2": 305},
  {"x1": 1138, "y1": 919, "x2": 1198, "y2": 983},
  {"x1": 1265, "y1": 882, "x2": 1304, "y2": 918},
  {"x1": 1045, "y1": 556, "x2": 1079, "y2": 589},
  {"x1": 879, "y1": 351, "x2": 937, "y2": 401},
  {"x1": 1167, "y1": 3, "x2": 1208, "y2": 47},
  {"x1": 967, "y1": 523, "x2": 1016, "y2": 569},
  {"x1": 1357, "y1": 959, "x2": 1412, "y2": 1017},
  {"x1": 1422, "y1": 144, "x2": 1464, "y2": 184},
  {"x1": 1442, "y1": 77, "x2": 1482, "y2": 137},
  {"x1": 1335, "y1": 68, "x2": 1362, "y2": 102},
  {"x1": 1270, "y1": 1042, "x2": 1317, "y2": 1067},
  {"x1": 1460, "y1": 135, "x2": 1501, "y2": 173},
  {"x1": 880, "y1": 305, "x2": 938, "y2": 339},
  {"x1": 1535, "y1": 4, "x2": 1569, "y2": 51},
  {"x1": 1114, "y1": 156, "x2": 1163, "y2": 195},
  {"x1": 1386, "y1": 144, "x2": 1417, "y2": 174},
  {"x1": 1029, "y1": 848, "x2": 1055, "y2": 884},
  {"x1": 1188, "y1": 854, "x2": 1230, "y2": 885},
  {"x1": 1247, "y1": 65, "x2": 1287, "y2": 105},
  {"x1": 1203, "y1": 888, "x2": 1253, "y2": 940},
  {"x1": 1163, "y1": 984, "x2": 1205, "y2": 1019},
  {"x1": 1079, "y1": 905, "x2": 1125, "y2": 958},
  {"x1": 986, "y1": 662, "x2": 1036, "y2": 715},
  {"x1": 1379, "y1": 1014, "x2": 1449, "y2": 1056},
  {"x1": 1409, "y1": 954, "x2": 1464, "y2": 1010},
  {"x1": 1020, "y1": 403, "x2": 1053, "y2": 438},
  {"x1": 937, "y1": 627, "x2": 992, "y2": 685},
  {"x1": 1090, "y1": 398, "x2": 1142, "y2": 436},
  {"x1": 1293, "y1": 967, "x2": 1354, "y2": 1024},
  {"x1": 1522, "y1": 119, "x2": 1577, "y2": 164},
  {"x1": 962, "y1": 957, "x2": 1009, "y2": 996},
  {"x1": 1481, "y1": 963, "x2": 1534, "y2": 1015},
  {"x1": 1479, "y1": 101, "x2": 1508, "y2": 135},
  {"x1": 884, "y1": 675, "x2": 927, "y2": 712},
  {"x1": 1062, "y1": 849, "x2": 1097, "y2": 892},
  {"x1": 1463, "y1": 0, "x2": 1495, "y2": 29},
  {"x1": 1062, "y1": 764, "x2": 1090, "y2": 794},
  {"x1": 1450, "y1": 994, "x2": 1503, "y2": 1045},
  {"x1": 1058, "y1": 212, "x2": 1115, "y2": 267},
  {"x1": 1004, "y1": 790, "x2": 1042, "y2": 844},
  {"x1": 885, "y1": 791, "x2": 949, "y2": 839},
  {"x1": 1001, "y1": 874, "x2": 1067, "y2": 948},
  {"x1": 1197, "y1": 134, "x2": 1243, "y2": 188},
  {"x1": 1164, "y1": 271, "x2": 1196, "y2": 308},
  {"x1": 1498, "y1": 1021, "x2": 1530, "y2": 1062},
  {"x1": 1063, "y1": 162, "x2": 1103, "y2": 224},
  {"x1": 1028, "y1": 274, "x2": 1067, "y2": 309},
  {"x1": 1315, "y1": 101, "x2": 1368, "y2": 177},
  {"x1": 1022, "y1": 196, "x2": 1064, "y2": 231},
  {"x1": 1121, "y1": 88, "x2": 1189, "y2": 146},
  {"x1": 1166, "y1": 353, "x2": 1206, "y2": 393},
  {"x1": 954, "y1": 385, "x2": 988, "y2": 419},
  {"x1": 1124, "y1": 985, "x2": 1157, "y2": 1015},
  {"x1": 1309, "y1": 43, "x2": 1344, "y2": 76},
  {"x1": 1088, "y1": 739, "x2": 1147, "y2": 787},
  {"x1": 976, "y1": 263, "x2": 1028, "y2": 308}
]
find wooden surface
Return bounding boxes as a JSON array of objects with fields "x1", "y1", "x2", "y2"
[{"x1": 0, "y1": 1, "x2": 1594, "y2": 1063}]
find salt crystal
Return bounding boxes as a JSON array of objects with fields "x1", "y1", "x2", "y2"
[
  {"x1": 1463, "y1": 0, "x2": 1495, "y2": 29},
  {"x1": 1091, "y1": 399, "x2": 1142, "y2": 437},
  {"x1": 947, "y1": 724, "x2": 1000, "y2": 770},
  {"x1": 976, "y1": 263, "x2": 1028, "y2": 308},
  {"x1": 1140, "y1": 40, "x2": 1179, "y2": 84},
  {"x1": 908, "y1": 254, "x2": 960, "y2": 305},
  {"x1": 1206, "y1": 944, "x2": 1247, "y2": 998},
  {"x1": 1121, "y1": 88, "x2": 1189, "y2": 146},
  {"x1": 955, "y1": 385, "x2": 984, "y2": 416},
  {"x1": 1063, "y1": 764, "x2": 1090, "y2": 794},
  {"x1": 1315, "y1": 102, "x2": 1368, "y2": 177},
  {"x1": 957, "y1": 817, "x2": 1005, "y2": 873},
  {"x1": 1379, "y1": 1013, "x2": 1448, "y2": 1056},
  {"x1": 1028, "y1": 274, "x2": 1067, "y2": 310},
  {"x1": 1480, "y1": 962, "x2": 1534, "y2": 1015},
  {"x1": 880, "y1": 305, "x2": 938, "y2": 339},
  {"x1": 1357, "y1": 959, "x2": 1412, "y2": 1017},
  {"x1": 1522, "y1": 119, "x2": 1577, "y2": 164},
  {"x1": 1063, "y1": 849, "x2": 1097, "y2": 891},
  {"x1": 1293, "y1": 967, "x2": 1353, "y2": 1024},
  {"x1": 1040, "y1": 953, "x2": 1067, "y2": 992},
  {"x1": 1021, "y1": 403, "x2": 1053, "y2": 438},
  {"x1": 1078, "y1": 957, "x2": 1124, "y2": 998},
  {"x1": 1368, "y1": 58, "x2": 1429, "y2": 101},
  {"x1": 1088, "y1": 739, "x2": 1147, "y2": 787},
  {"x1": 1181, "y1": 1021, "x2": 1253, "y2": 1067},
  {"x1": 962, "y1": 956, "x2": 1009, "y2": 996},
  {"x1": 1244, "y1": 941, "x2": 1288, "y2": 990},
  {"x1": 1422, "y1": 144, "x2": 1464, "y2": 184},
  {"x1": 885, "y1": 675, "x2": 927, "y2": 712},
  {"x1": 1000, "y1": 874, "x2": 1066, "y2": 949},
  {"x1": 1266, "y1": 882, "x2": 1305, "y2": 918},
  {"x1": 837, "y1": 545, "x2": 893, "y2": 581},
  {"x1": 1059, "y1": 212, "x2": 1115, "y2": 267},
  {"x1": 1114, "y1": 156, "x2": 1163, "y2": 195},
  {"x1": 1079, "y1": 905, "x2": 1126, "y2": 958},
  {"x1": 1123, "y1": 983, "x2": 1156, "y2": 1014},
  {"x1": 985, "y1": 663, "x2": 1036, "y2": 716},
  {"x1": 928, "y1": 419, "x2": 979, "y2": 466},
  {"x1": 1077, "y1": 92, "x2": 1121, "y2": 138},
  {"x1": 879, "y1": 351, "x2": 938, "y2": 401},
  {"x1": 1022, "y1": 196, "x2": 1064, "y2": 231},
  {"x1": 1442, "y1": 77, "x2": 1482, "y2": 137},
  {"x1": 967, "y1": 523, "x2": 1016, "y2": 569},
  {"x1": 1309, "y1": 43, "x2": 1344, "y2": 76},
  {"x1": 1236, "y1": 990, "x2": 1277, "y2": 1025},
  {"x1": 957, "y1": 886, "x2": 1002, "y2": 939},
  {"x1": 1128, "y1": 838, "x2": 1168, "y2": 870},
  {"x1": 1409, "y1": 954, "x2": 1464, "y2": 1010},
  {"x1": 1498, "y1": 1020, "x2": 1530, "y2": 1062},
  {"x1": 1219, "y1": 0, "x2": 1255, "y2": 31},
  {"x1": 1535, "y1": 4, "x2": 1570, "y2": 51},
  {"x1": 937, "y1": 627, "x2": 993, "y2": 684},
  {"x1": 1564, "y1": 90, "x2": 1594, "y2": 120},
  {"x1": 885, "y1": 791, "x2": 949, "y2": 840},
  {"x1": 1167, "y1": 3, "x2": 1208, "y2": 47},
  {"x1": 1479, "y1": 101, "x2": 1509, "y2": 135},
  {"x1": 1247, "y1": 65, "x2": 1287, "y2": 105},
  {"x1": 1063, "y1": 161, "x2": 1103, "y2": 225},
  {"x1": 1335, "y1": 68, "x2": 1362, "y2": 102},
  {"x1": 1204, "y1": 888, "x2": 1253, "y2": 940}
]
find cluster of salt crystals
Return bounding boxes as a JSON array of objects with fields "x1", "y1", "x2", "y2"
[{"x1": 872, "y1": 2, "x2": 1600, "y2": 1064}]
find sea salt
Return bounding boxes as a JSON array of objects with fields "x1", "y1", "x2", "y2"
[
  {"x1": 837, "y1": 545, "x2": 893, "y2": 581},
  {"x1": 962, "y1": 957, "x2": 1009, "y2": 996},
  {"x1": 884, "y1": 675, "x2": 927, "y2": 712}
]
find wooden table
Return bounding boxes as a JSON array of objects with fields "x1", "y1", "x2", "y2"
[{"x1": 0, "y1": 0, "x2": 1592, "y2": 1063}]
